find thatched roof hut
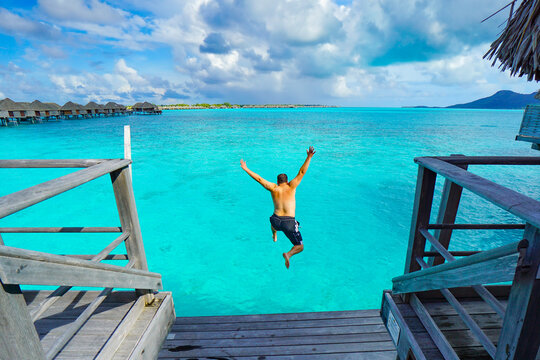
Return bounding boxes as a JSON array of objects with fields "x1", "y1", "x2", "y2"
[
  {"x1": 133, "y1": 102, "x2": 158, "y2": 111},
  {"x1": 60, "y1": 101, "x2": 85, "y2": 115},
  {"x1": 84, "y1": 101, "x2": 101, "y2": 114},
  {"x1": 44, "y1": 102, "x2": 61, "y2": 110},
  {"x1": 484, "y1": 0, "x2": 540, "y2": 81}
]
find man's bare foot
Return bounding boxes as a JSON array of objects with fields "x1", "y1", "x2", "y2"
[
  {"x1": 273, "y1": 233, "x2": 277, "y2": 242},
  {"x1": 283, "y1": 253, "x2": 290, "y2": 269}
]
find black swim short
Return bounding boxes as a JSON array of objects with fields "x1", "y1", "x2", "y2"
[{"x1": 269, "y1": 213, "x2": 303, "y2": 246}]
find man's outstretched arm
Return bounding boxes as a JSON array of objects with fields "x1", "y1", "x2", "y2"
[
  {"x1": 289, "y1": 146, "x2": 316, "y2": 188},
  {"x1": 240, "y1": 159, "x2": 276, "y2": 191}
]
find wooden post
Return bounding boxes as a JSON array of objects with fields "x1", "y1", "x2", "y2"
[
  {"x1": 110, "y1": 164, "x2": 154, "y2": 303},
  {"x1": 124, "y1": 125, "x2": 132, "y2": 177},
  {"x1": 495, "y1": 224, "x2": 540, "y2": 359},
  {"x1": 0, "y1": 281, "x2": 45, "y2": 359},
  {"x1": 429, "y1": 157, "x2": 467, "y2": 266},
  {"x1": 404, "y1": 165, "x2": 437, "y2": 275}
]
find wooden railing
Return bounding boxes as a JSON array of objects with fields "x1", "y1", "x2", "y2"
[
  {"x1": 0, "y1": 159, "x2": 162, "y2": 359},
  {"x1": 391, "y1": 155, "x2": 540, "y2": 360}
]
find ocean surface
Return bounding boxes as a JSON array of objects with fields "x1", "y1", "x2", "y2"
[{"x1": 0, "y1": 108, "x2": 538, "y2": 316}]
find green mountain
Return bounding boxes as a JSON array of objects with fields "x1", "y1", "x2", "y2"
[{"x1": 447, "y1": 90, "x2": 540, "y2": 109}]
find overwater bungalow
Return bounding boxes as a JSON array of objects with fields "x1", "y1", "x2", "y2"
[
  {"x1": 132, "y1": 101, "x2": 161, "y2": 114},
  {"x1": 43, "y1": 102, "x2": 61, "y2": 118},
  {"x1": 84, "y1": 101, "x2": 101, "y2": 116},
  {"x1": 0, "y1": 98, "x2": 30, "y2": 124},
  {"x1": 29, "y1": 100, "x2": 59, "y2": 121},
  {"x1": 60, "y1": 101, "x2": 85, "y2": 118},
  {"x1": 104, "y1": 101, "x2": 128, "y2": 116}
]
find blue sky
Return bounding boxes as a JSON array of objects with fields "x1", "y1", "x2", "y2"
[{"x1": 0, "y1": 0, "x2": 537, "y2": 106}]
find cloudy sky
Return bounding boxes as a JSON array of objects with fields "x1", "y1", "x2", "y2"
[{"x1": 0, "y1": 0, "x2": 537, "y2": 106}]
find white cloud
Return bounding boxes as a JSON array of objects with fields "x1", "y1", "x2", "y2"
[
  {"x1": 0, "y1": 8, "x2": 61, "y2": 39},
  {"x1": 38, "y1": 0, "x2": 128, "y2": 25},
  {"x1": 49, "y1": 59, "x2": 180, "y2": 103}
]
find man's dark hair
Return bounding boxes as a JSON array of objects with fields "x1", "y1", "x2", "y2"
[{"x1": 277, "y1": 173, "x2": 288, "y2": 184}]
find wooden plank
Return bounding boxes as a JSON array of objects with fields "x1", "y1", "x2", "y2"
[
  {"x1": 158, "y1": 352, "x2": 398, "y2": 360},
  {"x1": 46, "y1": 287, "x2": 113, "y2": 360},
  {"x1": 439, "y1": 288, "x2": 496, "y2": 357},
  {"x1": 0, "y1": 227, "x2": 122, "y2": 233},
  {"x1": 0, "y1": 159, "x2": 131, "y2": 219},
  {"x1": 0, "y1": 159, "x2": 108, "y2": 168},
  {"x1": 167, "y1": 324, "x2": 389, "y2": 340},
  {"x1": 424, "y1": 251, "x2": 480, "y2": 257},
  {"x1": 162, "y1": 332, "x2": 393, "y2": 349},
  {"x1": 96, "y1": 295, "x2": 146, "y2": 359},
  {"x1": 0, "y1": 245, "x2": 162, "y2": 289},
  {"x1": 0, "y1": 281, "x2": 45, "y2": 359},
  {"x1": 157, "y1": 341, "x2": 398, "y2": 358},
  {"x1": 410, "y1": 294, "x2": 460, "y2": 360},
  {"x1": 429, "y1": 159, "x2": 466, "y2": 266},
  {"x1": 170, "y1": 316, "x2": 385, "y2": 331},
  {"x1": 427, "y1": 224, "x2": 525, "y2": 230},
  {"x1": 415, "y1": 157, "x2": 540, "y2": 229},
  {"x1": 495, "y1": 224, "x2": 540, "y2": 359},
  {"x1": 404, "y1": 165, "x2": 437, "y2": 275},
  {"x1": 173, "y1": 309, "x2": 380, "y2": 324},
  {"x1": 30, "y1": 233, "x2": 130, "y2": 321},
  {"x1": 430, "y1": 155, "x2": 540, "y2": 165},
  {"x1": 394, "y1": 240, "x2": 519, "y2": 284},
  {"x1": 395, "y1": 253, "x2": 518, "y2": 293},
  {"x1": 129, "y1": 293, "x2": 175, "y2": 359},
  {"x1": 64, "y1": 254, "x2": 128, "y2": 260},
  {"x1": 420, "y1": 229, "x2": 507, "y2": 317},
  {"x1": 382, "y1": 291, "x2": 428, "y2": 360},
  {"x1": 415, "y1": 259, "x2": 497, "y2": 357}
]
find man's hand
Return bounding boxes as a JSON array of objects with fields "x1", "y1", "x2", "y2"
[
  {"x1": 307, "y1": 146, "x2": 316, "y2": 157},
  {"x1": 240, "y1": 159, "x2": 248, "y2": 171}
]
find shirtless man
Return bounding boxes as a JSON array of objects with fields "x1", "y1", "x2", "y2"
[{"x1": 240, "y1": 146, "x2": 316, "y2": 269}]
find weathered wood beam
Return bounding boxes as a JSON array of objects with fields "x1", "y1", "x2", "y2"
[
  {"x1": 415, "y1": 157, "x2": 540, "y2": 228},
  {"x1": 0, "y1": 281, "x2": 45, "y2": 359},
  {"x1": 30, "y1": 232, "x2": 130, "y2": 321},
  {"x1": 404, "y1": 165, "x2": 437, "y2": 276},
  {"x1": 393, "y1": 241, "x2": 520, "y2": 293},
  {"x1": 424, "y1": 250, "x2": 480, "y2": 257},
  {"x1": 427, "y1": 223, "x2": 526, "y2": 230},
  {"x1": 46, "y1": 287, "x2": 113, "y2": 359},
  {"x1": 381, "y1": 291, "x2": 427, "y2": 360},
  {"x1": 429, "y1": 158, "x2": 466, "y2": 266},
  {"x1": 0, "y1": 245, "x2": 161, "y2": 289},
  {"x1": 0, "y1": 159, "x2": 109, "y2": 168},
  {"x1": 416, "y1": 258, "x2": 497, "y2": 358},
  {"x1": 409, "y1": 294, "x2": 459, "y2": 360},
  {"x1": 62, "y1": 254, "x2": 128, "y2": 260},
  {"x1": 420, "y1": 229, "x2": 506, "y2": 317},
  {"x1": 496, "y1": 224, "x2": 540, "y2": 360},
  {"x1": 95, "y1": 294, "x2": 147, "y2": 360},
  {"x1": 0, "y1": 159, "x2": 131, "y2": 219},
  {"x1": 0, "y1": 226, "x2": 122, "y2": 233},
  {"x1": 430, "y1": 155, "x2": 540, "y2": 165}
]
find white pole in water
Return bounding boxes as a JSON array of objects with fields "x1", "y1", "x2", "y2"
[{"x1": 124, "y1": 125, "x2": 132, "y2": 177}]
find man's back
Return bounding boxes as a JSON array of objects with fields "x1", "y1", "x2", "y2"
[{"x1": 271, "y1": 184, "x2": 296, "y2": 217}]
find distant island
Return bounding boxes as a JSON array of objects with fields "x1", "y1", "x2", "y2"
[
  {"x1": 410, "y1": 90, "x2": 540, "y2": 109},
  {"x1": 159, "y1": 103, "x2": 336, "y2": 110}
]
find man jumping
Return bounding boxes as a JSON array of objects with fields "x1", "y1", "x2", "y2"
[{"x1": 240, "y1": 146, "x2": 316, "y2": 269}]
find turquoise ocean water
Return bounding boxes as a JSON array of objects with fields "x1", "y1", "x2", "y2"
[{"x1": 0, "y1": 108, "x2": 538, "y2": 316}]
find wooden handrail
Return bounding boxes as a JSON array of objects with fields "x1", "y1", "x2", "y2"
[
  {"x1": 0, "y1": 227, "x2": 122, "y2": 233},
  {"x1": 426, "y1": 223, "x2": 526, "y2": 230},
  {"x1": 0, "y1": 245, "x2": 161, "y2": 289},
  {"x1": 429, "y1": 155, "x2": 540, "y2": 165},
  {"x1": 0, "y1": 159, "x2": 131, "y2": 219},
  {"x1": 0, "y1": 159, "x2": 110, "y2": 168},
  {"x1": 415, "y1": 157, "x2": 540, "y2": 228}
]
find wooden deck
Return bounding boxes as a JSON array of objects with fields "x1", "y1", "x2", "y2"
[
  {"x1": 381, "y1": 288, "x2": 510, "y2": 360},
  {"x1": 24, "y1": 290, "x2": 175, "y2": 359},
  {"x1": 159, "y1": 309, "x2": 396, "y2": 359}
]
